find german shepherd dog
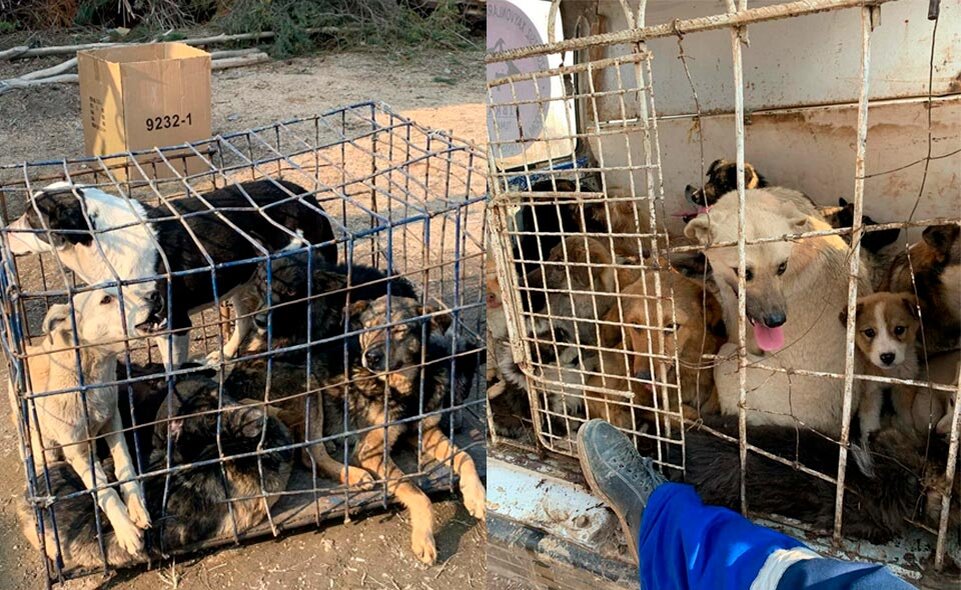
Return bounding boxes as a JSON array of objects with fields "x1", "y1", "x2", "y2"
[
  {"x1": 323, "y1": 295, "x2": 485, "y2": 564},
  {"x1": 23, "y1": 374, "x2": 293, "y2": 570},
  {"x1": 243, "y1": 249, "x2": 417, "y2": 355}
]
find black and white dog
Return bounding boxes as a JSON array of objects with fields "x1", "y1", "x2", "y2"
[{"x1": 5, "y1": 179, "x2": 337, "y2": 367}]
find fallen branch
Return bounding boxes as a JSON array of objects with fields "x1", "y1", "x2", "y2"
[
  {"x1": 0, "y1": 27, "x2": 343, "y2": 61},
  {"x1": 0, "y1": 74, "x2": 79, "y2": 95},
  {"x1": 0, "y1": 52, "x2": 271, "y2": 95}
]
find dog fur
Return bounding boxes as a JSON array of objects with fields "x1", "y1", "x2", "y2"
[
  {"x1": 585, "y1": 270, "x2": 726, "y2": 429},
  {"x1": 22, "y1": 373, "x2": 292, "y2": 570},
  {"x1": 881, "y1": 224, "x2": 961, "y2": 354},
  {"x1": 669, "y1": 417, "x2": 924, "y2": 544},
  {"x1": 13, "y1": 291, "x2": 152, "y2": 557},
  {"x1": 320, "y1": 295, "x2": 485, "y2": 564},
  {"x1": 911, "y1": 350, "x2": 959, "y2": 437},
  {"x1": 6, "y1": 180, "x2": 336, "y2": 367},
  {"x1": 685, "y1": 188, "x2": 872, "y2": 437}
]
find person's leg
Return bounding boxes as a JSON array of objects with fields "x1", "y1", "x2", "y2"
[{"x1": 577, "y1": 419, "x2": 914, "y2": 590}]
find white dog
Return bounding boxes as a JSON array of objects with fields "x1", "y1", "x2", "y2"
[
  {"x1": 11, "y1": 290, "x2": 152, "y2": 556},
  {"x1": 685, "y1": 188, "x2": 872, "y2": 437}
]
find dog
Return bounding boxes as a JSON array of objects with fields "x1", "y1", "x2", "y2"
[
  {"x1": 684, "y1": 159, "x2": 767, "y2": 214},
  {"x1": 585, "y1": 269, "x2": 726, "y2": 430},
  {"x1": 881, "y1": 224, "x2": 960, "y2": 354},
  {"x1": 841, "y1": 292, "x2": 921, "y2": 440},
  {"x1": 685, "y1": 187, "x2": 872, "y2": 437},
  {"x1": 5, "y1": 179, "x2": 337, "y2": 367},
  {"x1": 245, "y1": 249, "x2": 417, "y2": 356},
  {"x1": 22, "y1": 373, "x2": 293, "y2": 570},
  {"x1": 670, "y1": 417, "x2": 924, "y2": 544},
  {"x1": 316, "y1": 295, "x2": 485, "y2": 564},
  {"x1": 12, "y1": 290, "x2": 153, "y2": 558}
]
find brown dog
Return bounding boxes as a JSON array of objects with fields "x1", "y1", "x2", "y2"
[
  {"x1": 882, "y1": 224, "x2": 960, "y2": 354},
  {"x1": 584, "y1": 270, "x2": 726, "y2": 430},
  {"x1": 684, "y1": 159, "x2": 767, "y2": 211}
]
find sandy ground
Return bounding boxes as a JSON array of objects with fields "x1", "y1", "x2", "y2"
[{"x1": 0, "y1": 44, "x2": 488, "y2": 590}]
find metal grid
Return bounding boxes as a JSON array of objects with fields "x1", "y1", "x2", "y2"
[
  {"x1": 0, "y1": 102, "x2": 487, "y2": 584},
  {"x1": 486, "y1": 0, "x2": 959, "y2": 579}
]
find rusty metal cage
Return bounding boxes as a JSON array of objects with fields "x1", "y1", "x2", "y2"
[
  {"x1": 486, "y1": 0, "x2": 959, "y2": 583},
  {"x1": 0, "y1": 102, "x2": 487, "y2": 585}
]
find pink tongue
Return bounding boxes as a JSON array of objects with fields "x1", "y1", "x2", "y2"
[{"x1": 753, "y1": 323, "x2": 785, "y2": 352}]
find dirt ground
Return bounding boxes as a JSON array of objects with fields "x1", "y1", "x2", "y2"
[{"x1": 0, "y1": 44, "x2": 487, "y2": 590}]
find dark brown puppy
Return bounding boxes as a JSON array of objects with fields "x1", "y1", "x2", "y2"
[
  {"x1": 882, "y1": 224, "x2": 960, "y2": 353},
  {"x1": 684, "y1": 158, "x2": 767, "y2": 211}
]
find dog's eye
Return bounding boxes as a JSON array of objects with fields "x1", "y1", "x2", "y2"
[
  {"x1": 893, "y1": 325, "x2": 906, "y2": 336},
  {"x1": 100, "y1": 294, "x2": 114, "y2": 305},
  {"x1": 730, "y1": 267, "x2": 753, "y2": 282},
  {"x1": 776, "y1": 260, "x2": 788, "y2": 276},
  {"x1": 664, "y1": 323, "x2": 680, "y2": 333},
  {"x1": 863, "y1": 328, "x2": 876, "y2": 339}
]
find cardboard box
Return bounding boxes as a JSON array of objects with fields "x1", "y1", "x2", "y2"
[{"x1": 78, "y1": 43, "x2": 212, "y2": 179}]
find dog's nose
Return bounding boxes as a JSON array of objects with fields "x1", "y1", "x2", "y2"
[
  {"x1": 365, "y1": 348, "x2": 385, "y2": 370},
  {"x1": 880, "y1": 352, "x2": 895, "y2": 366},
  {"x1": 763, "y1": 311, "x2": 787, "y2": 328}
]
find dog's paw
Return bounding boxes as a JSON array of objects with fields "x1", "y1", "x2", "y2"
[
  {"x1": 410, "y1": 529, "x2": 437, "y2": 565},
  {"x1": 126, "y1": 490, "x2": 152, "y2": 529},
  {"x1": 114, "y1": 517, "x2": 145, "y2": 556},
  {"x1": 460, "y1": 479, "x2": 486, "y2": 520},
  {"x1": 341, "y1": 466, "x2": 375, "y2": 488},
  {"x1": 205, "y1": 349, "x2": 227, "y2": 366}
]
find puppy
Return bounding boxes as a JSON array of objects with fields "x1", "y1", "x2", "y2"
[
  {"x1": 684, "y1": 158, "x2": 767, "y2": 213},
  {"x1": 819, "y1": 197, "x2": 901, "y2": 254},
  {"x1": 6, "y1": 180, "x2": 336, "y2": 367},
  {"x1": 321, "y1": 295, "x2": 485, "y2": 564},
  {"x1": 586, "y1": 270, "x2": 725, "y2": 430},
  {"x1": 12, "y1": 291, "x2": 152, "y2": 557},
  {"x1": 23, "y1": 374, "x2": 293, "y2": 570},
  {"x1": 840, "y1": 292, "x2": 921, "y2": 440},
  {"x1": 882, "y1": 224, "x2": 960, "y2": 353}
]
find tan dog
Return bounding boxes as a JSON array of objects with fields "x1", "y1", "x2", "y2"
[
  {"x1": 685, "y1": 188, "x2": 872, "y2": 436},
  {"x1": 13, "y1": 290, "x2": 152, "y2": 558},
  {"x1": 841, "y1": 292, "x2": 921, "y2": 440},
  {"x1": 585, "y1": 270, "x2": 726, "y2": 430},
  {"x1": 912, "y1": 350, "x2": 959, "y2": 436}
]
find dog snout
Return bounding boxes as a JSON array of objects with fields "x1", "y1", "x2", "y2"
[
  {"x1": 879, "y1": 352, "x2": 895, "y2": 366},
  {"x1": 364, "y1": 347, "x2": 386, "y2": 371},
  {"x1": 762, "y1": 311, "x2": 786, "y2": 328}
]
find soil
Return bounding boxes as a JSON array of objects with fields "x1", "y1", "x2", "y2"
[{"x1": 0, "y1": 44, "x2": 487, "y2": 590}]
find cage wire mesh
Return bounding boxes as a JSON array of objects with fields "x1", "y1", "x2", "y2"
[
  {"x1": 486, "y1": 0, "x2": 960, "y2": 580},
  {"x1": 0, "y1": 101, "x2": 487, "y2": 584}
]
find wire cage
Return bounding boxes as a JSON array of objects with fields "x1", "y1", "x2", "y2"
[
  {"x1": 486, "y1": 0, "x2": 959, "y2": 582},
  {"x1": 0, "y1": 101, "x2": 487, "y2": 584}
]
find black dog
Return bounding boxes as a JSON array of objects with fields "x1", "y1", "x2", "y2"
[
  {"x1": 7, "y1": 179, "x2": 337, "y2": 367},
  {"x1": 24, "y1": 374, "x2": 293, "y2": 571}
]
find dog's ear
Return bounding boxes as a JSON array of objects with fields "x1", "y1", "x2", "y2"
[
  {"x1": 347, "y1": 299, "x2": 370, "y2": 320},
  {"x1": 669, "y1": 250, "x2": 711, "y2": 283},
  {"x1": 744, "y1": 163, "x2": 760, "y2": 189},
  {"x1": 838, "y1": 302, "x2": 863, "y2": 327},
  {"x1": 899, "y1": 293, "x2": 920, "y2": 320},
  {"x1": 785, "y1": 208, "x2": 809, "y2": 235},
  {"x1": 421, "y1": 304, "x2": 452, "y2": 335},
  {"x1": 42, "y1": 304, "x2": 73, "y2": 343},
  {"x1": 921, "y1": 224, "x2": 960, "y2": 254},
  {"x1": 706, "y1": 159, "x2": 727, "y2": 177},
  {"x1": 838, "y1": 197, "x2": 849, "y2": 207},
  {"x1": 684, "y1": 216, "x2": 714, "y2": 245}
]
